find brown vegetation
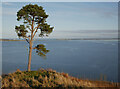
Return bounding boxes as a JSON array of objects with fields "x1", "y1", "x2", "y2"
[{"x1": 1, "y1": 69, "x2": 120, "y2": 88}]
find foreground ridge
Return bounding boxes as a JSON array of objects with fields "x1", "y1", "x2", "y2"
[{"x1": 1, "y1": 69, "x2": 120, "y2": 88}]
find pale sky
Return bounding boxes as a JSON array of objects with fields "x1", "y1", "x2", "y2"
[{"x1": 1, "y1": 2, "x2": 118, "y2": 39}]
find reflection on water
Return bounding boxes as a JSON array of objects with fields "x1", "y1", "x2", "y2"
[{"x1": 2, "y1": 40, "x2": 118, "y2": 82}]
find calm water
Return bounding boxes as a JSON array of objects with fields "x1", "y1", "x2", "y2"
[{"x1": 2, "y1": 40, "x2": 118, "y2": 82}]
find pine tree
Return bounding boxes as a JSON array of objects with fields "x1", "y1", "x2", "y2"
[{"x1": 15, "y1": 4, "x2": 54, "y2": 71}]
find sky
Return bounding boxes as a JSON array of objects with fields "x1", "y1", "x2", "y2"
[{"x1": 1, "y1": 2, "x2": 118, "y2": 39}]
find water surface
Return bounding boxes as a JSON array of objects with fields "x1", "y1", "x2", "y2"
[{"x1": 2, "y1": 40, "x2": 118, "y2": 82}]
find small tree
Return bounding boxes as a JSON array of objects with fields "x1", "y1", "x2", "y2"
[{"x1": 15, "y1": 4, "x2": 54, "y2": 71}]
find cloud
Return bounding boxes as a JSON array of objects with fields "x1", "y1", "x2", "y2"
[
  {"x1": 86, "y1": 8, "x2": 117, "y2": 18},
  {"x1": 3, "y1": 10, "x2": 16, "y2": 15},
  {"x1": 3, "y1": 2, "x2": 14, "y2": 6},
  {"x1": 49, "y1": 30, "x2": 118, "y2": 38},
  {"x1": 2, "y1": 2, "x2": 19, "y2": 16},
  {"x1": 47, "y1": 2, "x2": 117, "y2": 19},
  {"x1": 1, "y1": 2, "x2": 118, "y2": 39}
]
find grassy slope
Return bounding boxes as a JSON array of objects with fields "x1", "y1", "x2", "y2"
[{"x1": 1, "y1": 69, "x2": 120, "y2": 88}]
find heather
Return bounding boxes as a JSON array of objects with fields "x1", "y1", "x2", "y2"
[{"x1": 1, "y1": 69, "x2": 119, "y2": 88}]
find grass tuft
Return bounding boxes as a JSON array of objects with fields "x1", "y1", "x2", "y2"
[{"x1": 2, "y1": 68, "x2": 120, "y2": 88}]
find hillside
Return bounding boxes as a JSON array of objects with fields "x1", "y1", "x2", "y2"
[{"x1": 1, "y1": 69, "x2": 120, "y2": 88}]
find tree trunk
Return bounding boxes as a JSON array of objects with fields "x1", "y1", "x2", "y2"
[
  {"x1": 27, "y1": 40, "x2": 32, "y2": 71},
  {"x1": 27, "y1": 16, "x2": 34, "y2": 71}
]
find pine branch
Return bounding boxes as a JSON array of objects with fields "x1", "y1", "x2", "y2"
[
  {"x1": 33, "y1": 24, "x2": 41, "y2": 38},
  {"x1": 25, "y1": 39, "x2": 29, "y2": 44}
]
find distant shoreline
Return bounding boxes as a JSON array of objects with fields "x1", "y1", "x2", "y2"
[
  {"x1": 0, "y1": 38, "x2": 119, "y2": 41},
  {"x1": 0, "y1": 39, "x2": 25, "y2": 41}
]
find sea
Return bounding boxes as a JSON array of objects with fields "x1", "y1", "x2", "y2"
[{"x1": 1, "y1": 40, "x2": 119, "y2": 82}]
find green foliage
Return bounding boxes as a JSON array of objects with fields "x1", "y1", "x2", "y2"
[
  {"x1": 15, "y1": 4, "x2": 54, "y2": 38},
  {"x1": 39, "y1": 23, "x2": 54, "y2": 37},
  {"x1": 15, "y1": 25, "x2": 28, "y2": 38},
  {"x1": 23, "y1": 71, "x2": 39, "y2": 78},
  {"x1": 17, "y1": 4, "x2": 48, "y2": 21},
  {"x1": 34, "y1": 44, "x2": 50, "y2": 57},
  {"x1": 14, "y1": 4, "x2": 54, "y2": 60}
]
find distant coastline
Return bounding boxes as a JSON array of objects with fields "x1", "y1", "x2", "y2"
[
  {"x1": 0, "y1": 38, "x2": 119, "y2": 41},
  {"x1": 0, "y1": 39, "x2": 25, "y2": 41}
]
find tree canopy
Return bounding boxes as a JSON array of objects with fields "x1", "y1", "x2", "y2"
[
  {"x1": 15, "y1": 4, "x2": 54, "y2": 71},
  {"x1": 15, "y1": 4, "x2": 54, "y2": 39},
  {"x1": 15, "y1": 4, "x2": 54, "y2": 70}
]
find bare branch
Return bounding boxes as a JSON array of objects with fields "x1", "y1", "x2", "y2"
[
  {"x1": 24, "y1": 35, "x2": 30, "y2": 40},
  {"x1": 32, "y1": 47, "x2": 37, "y2": 49},
  {"x1": 33, "y1": 29, "x2": 38, "y2": 38},
  {"x1": 22, "y1": 36, "x2": 30, "y2": 44},
  {"x1": 28, "y1": 27, "x2": 32, "y2": 31},
  {"x1": 33, "y1": 24, "x2": 41, "y2": 38},
  {"x1": 33, "y1": 26, "x2": 38, "y2": 32}
]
